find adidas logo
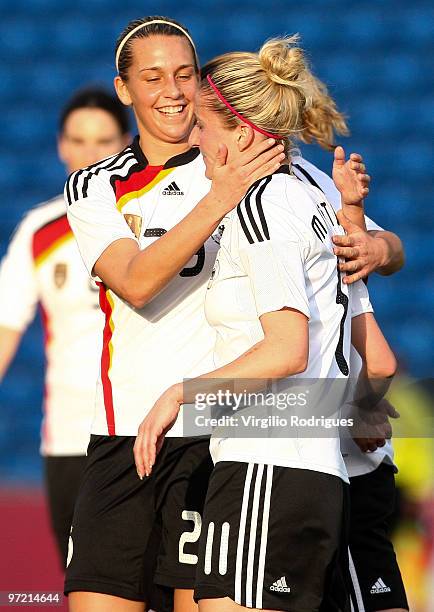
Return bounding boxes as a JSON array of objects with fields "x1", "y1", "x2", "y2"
[
  {"x1": 269, "y1": 576, "x2": 291, "y2": 593},
  {"x1": 162, "y1": 181, "x2": 184, "y2": 196},
  {"x1": 370, "y1": 578, "x2": 391, "y2": 594}
]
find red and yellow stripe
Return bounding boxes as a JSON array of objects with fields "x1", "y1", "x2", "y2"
[
  {"x1": 114, "y1": 165, "x2": 174, "y2": 211},
  {"x1": 32, "y1": 215, "x2": 73, "y2": 267},
  {"x1": 99, "y1": 284, "x2": 116, "y2": 435},
  {"x1": 97, "y1": 165, "x2": 177, "y2": 433}
]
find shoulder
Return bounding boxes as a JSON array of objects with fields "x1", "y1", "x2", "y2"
[
  {"x1": 291, "y1": 155, "x2": 340, "y2": 210},
  {"x1": 236, "y1": 168, "x2": 322, "y2": 245},
  {"x1": 65, "y1": 144, "x2": 137, "y2": 205},
  {"x1": 12, "y1": 195, "x2": 65, "y2": 237}
]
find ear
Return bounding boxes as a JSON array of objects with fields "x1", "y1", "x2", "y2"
[
  {"x1": 114, "y1": 75, "x2": 132, "y2": 107},
  {"x1": 236, "y1": 124, "x2": 255, "y2": 152}
]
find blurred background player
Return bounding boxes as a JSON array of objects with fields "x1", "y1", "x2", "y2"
[{"x1": 0, "y1": 86, "x2": 130, "y2": 566}]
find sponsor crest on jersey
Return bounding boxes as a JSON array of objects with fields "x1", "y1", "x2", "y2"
[
  {"x1": 123, "y1": 214, "x2": 142, "y2": 239},
  {"x1": 54, "y1": 263, "x2": 67, "y2": 288}
]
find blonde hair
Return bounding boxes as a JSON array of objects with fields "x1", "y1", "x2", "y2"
[
  {"x1": 299, "y1": 71, "x2": 349, "y2": 150},
  {"x1": 202, "y1": 36, "x2": 321, "y2": 154},
  {"x1": 201, "y1": 35, "x2": 349, "y2": 153}
]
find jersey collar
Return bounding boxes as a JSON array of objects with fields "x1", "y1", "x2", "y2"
[{"x1": 131, "y1": 135, "x2": 200, "y2": 169}]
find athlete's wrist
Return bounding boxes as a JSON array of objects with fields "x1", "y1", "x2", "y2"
[
  {"x1": 167, "y1": 382, "x2": 184, "y2": 405},
  {"x1": 207, "y1": 186, "x2": 238, "y2": 219}
]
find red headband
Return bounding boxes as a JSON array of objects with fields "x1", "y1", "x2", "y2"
[{"x1": 206, "y1": 74, "x2": 279, "y2": 139}]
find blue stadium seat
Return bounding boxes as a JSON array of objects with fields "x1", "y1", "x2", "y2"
[{"x1": 1, "y1": 0, "x2": 433, "y2": 484}]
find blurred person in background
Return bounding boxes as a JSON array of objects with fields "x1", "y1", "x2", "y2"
[{"x1": 0, "y1": 86, "x2": 130, "y2": 566}]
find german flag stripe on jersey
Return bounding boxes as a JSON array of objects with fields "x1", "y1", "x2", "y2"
[
  {"x1": 114, "y1": 165, "x2": 174, "y2": 211},
  {"x1": 32, "y1": 214, "x2": 74, "y2": 267},
  {"x1": 40, "y1": 304, "x2": 52, "y2": 449},
  {"x1": 99, "y1": 284, "x2": 116, "y2": 436}
]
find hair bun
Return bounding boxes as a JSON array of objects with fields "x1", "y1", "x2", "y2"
[{"x1": 258, "y1": 35, "x2": 307, "y2": 87}]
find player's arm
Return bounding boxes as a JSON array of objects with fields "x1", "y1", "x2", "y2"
[
  {"x1": 134, "y1": 195, "x2": 312, "y2": 476},
  {"x1": 332, "y1": 213, "x2": 404, "y2": 283},
  {"x1": 348, "y1": 281, "x2": 397, "y2": 451},
  {"x1": 350, "y1": 279, "x2": 397, "y2": 394},
  {"x1": 351, "y1": 312, "x2": 397, "y2": 392},
  {"x1": 365, "y1": 229, "x2": 404, "y2": 276},
  {"x1": 0, "y1": 327, "x2": 23, "y2": 382},
  {"x1": 0, "y1": 216, "x2": 39, "y2": 382},
  {"x1": 332, "y1": 145, "x2": 369, "y2": 230},
  {"x1": 67, "y1": 140, "x2": 284, "y2": 309},
  {"x1": 134, "y1": 306, "x2": 308, "y2": 477},
  {"x1": 331, "y1": 146, "x2": 404, "y2": 281}
]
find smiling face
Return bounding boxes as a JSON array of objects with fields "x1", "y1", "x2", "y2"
[{"x1": 115, "y1": 35, "x2": 198, "y2": 160}]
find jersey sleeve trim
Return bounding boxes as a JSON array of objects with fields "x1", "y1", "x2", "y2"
[
  {"x1": 236, "y1": 176, "x2": 273, "y2": 244},
  {"x1": 292, "y1": 163, "x2": 325, "y2": 193},
  {"x1": 65, "y1": 148, "x2": 134, "y2": 205}
]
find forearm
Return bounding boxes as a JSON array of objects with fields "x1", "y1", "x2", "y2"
[
  {"x1": 178, "y1": 339, "x2": 306, "y2": 404},
  {"x1": 96, "y1": 191, "x2": 225, "y2": 308},
  {"x1": 131, "y1": 193, "x2": 222, "y2": 294},
  {"x1": 368, "y1": 230, "x2": 404, "y2": 275},
  {"x1": 0, "y1": 326, "x2": 22, "y2": 382},
  {"x1": 352, "y1": 362, "x2": 394, "y2": 411},
  {"x1": 341, "y1": 201, "x2": 367, "y2": 231}
]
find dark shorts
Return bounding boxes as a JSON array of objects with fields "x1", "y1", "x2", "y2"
[
  {"x1": 194, "y1": 461, "x2": 350, "y2": 612},
  {"x1": 44, "y1": 455, "x2": 87, "y2": 567},
  {"x1": 65, "y1": 434, "x2": 213, "y2": 606},
  {"x1": 348, "y1": 461, "x2": 408, "y2": 611}
]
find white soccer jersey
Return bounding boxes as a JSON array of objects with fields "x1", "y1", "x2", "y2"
[
  {"x1": 205, "y1": 166, "x2": 372, "y2": 481},
  {"x1": 292, "y1": 155, "x2": 395, "y2": 476},
  {"x1": 0, "y1": 196, "x2": 103, "y2": 455},
  {"x1": 66, "y1": 138, "x2": 219, "y2": 436}
]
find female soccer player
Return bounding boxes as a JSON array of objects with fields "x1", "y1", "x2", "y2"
[
  {"x1": 136, "y1": 37, "x2": 397, "y2": 611},
  {"x1": 64, "y1": 16, "x2": 284, "y2": 612},
  {"x1": 0, "y1": 87, "x2": 130, "y2": 565},
  {"x1": 292, "y1": 76, "x2": 408, "y2": 612}
]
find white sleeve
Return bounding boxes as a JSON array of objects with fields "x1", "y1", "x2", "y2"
[
  {"x1": 350, "y1": 279, "x2": 374, "y2": 318},
  {"x1": 237, "y1": 185, "x2": 311, "y2": 320},
  {"x1": 65, "y1": 169, "x2": 138, "y2": 277},
  {"x1": 0, "y1": 215, "x2": 38, "y2": 331},
  {"x1": 364, "y1": 214, "x2": 383, "y2": 232},
  {"x1": 292, "y1": 157, "x2": 385, "y2": 232}
]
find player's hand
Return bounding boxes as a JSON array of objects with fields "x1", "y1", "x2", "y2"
[
  {"x1": 210, "y1": 139, "x2": 285, "y2": 216},
  {"x1": 352, "y1": 398, "x2": 400, "y2": 453},
  {"x1": 332, "y1": 146, "x2": 370, "y2": 207},
  {"x1": 134, "y1": 384, "x2": 182, "y2": 479},
  {"x1": 332, "y1": 210, "x2": 386, "y2": 284}
]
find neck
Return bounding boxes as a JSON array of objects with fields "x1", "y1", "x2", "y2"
[{"x1": 137, "y1": 130, "x2": 191, "y2": 166}]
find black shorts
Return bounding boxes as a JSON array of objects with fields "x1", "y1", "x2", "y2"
[
  {"x1": 44, "y1": 455, "x2": 87, "y2": 567},
  {"x1": 195, "y1": 462, "x2": 350, "y2": 612},
  {"x1": 348, "y1": 461, "x2": 408, "y2": 612},
  {"x1": 65, "y1": 434, "x2": 213, "y2": 605}
]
